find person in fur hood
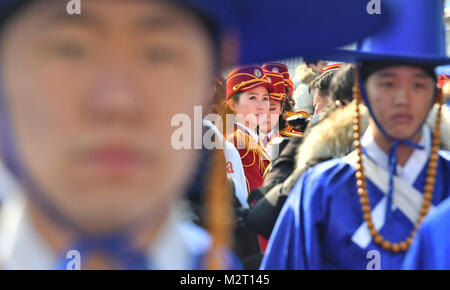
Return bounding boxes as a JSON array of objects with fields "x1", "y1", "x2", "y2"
[{"x1": 292, "y1": 63, "x2": 320, "y2": 114}]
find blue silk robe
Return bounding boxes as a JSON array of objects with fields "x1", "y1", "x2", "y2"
[
  {"x1": 261, "y1": 150, "x2": 450, "y2": 270},
  {"x1": 402, "y1": 196, "x2": 450, "y2": 270}
]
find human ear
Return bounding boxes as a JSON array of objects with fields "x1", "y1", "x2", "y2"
[
  {"x1": 227, "y1": 99, "x2": 237, "y2": 113},
  {"x1": 335, "y1": 100, "x2": 345, "y2": 109}
]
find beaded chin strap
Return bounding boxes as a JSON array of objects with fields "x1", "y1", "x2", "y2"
[
  {"x1": 205, "y1": 148, "x2": 233, "y2": 269},
  {"x1": 352, "y1": 68, "x2": 443, "y2": 253}
]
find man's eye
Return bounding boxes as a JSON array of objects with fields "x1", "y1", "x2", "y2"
[
  {"x1": 52, "y1": 41, "x2": 86, "y2": 58},
  {"x1": 381, "y1": 82, "x2": 394, "y2": 88},
  {"x1": 413, "y1": 82, "x2": 426, "y2": 89},
  {"x1": 249, "y1": 96, "x2": 257, "y2": 100},
  {"x1": 263, "y1": 97, "x2": 269, "y2": 101},
  {"x1": 144, "y1": 46, "x2": 178, "y2": 63},
  {"x1": 269, "y1": 108, "x2": 277, "y2": 111}
]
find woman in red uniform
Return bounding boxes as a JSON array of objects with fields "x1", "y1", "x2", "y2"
[
  {"x1": 262, "y1": 63, "x2": 305, "y2": 139},
  {"x1": 259, "y1": 69, "x2": 288, "y2": 158},
  {"x1": 224, "y1": 65, "x2": 274, "y2": 193}
]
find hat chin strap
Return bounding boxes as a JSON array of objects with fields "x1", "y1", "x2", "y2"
[{"x1": 357, "y1": 73, "x2": 431, "y2": 221}]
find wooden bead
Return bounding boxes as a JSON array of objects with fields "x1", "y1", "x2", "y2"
[
  {"x1": 430, "y1": 155, "x2": 439, "y2": 162},
  {"x1": 362, "y1": 205, "x2": 371, "y2": 213},
  {"x1": 357, "y1": 179, "x2": 366, "y2": 188},
  {"x1": 422, "y1": 200, "x2": 431, "y2": 209},
  {"x1": 363, "y1": 213, "x2": 371, "y2": 221},
  {"x1": 356, "y1": 171, "x2": 364, "y2": 180},
  {"x1": 420, "y1": 208, "x2": 428, "y2": 217},
  {"x1": 370, "y1": 228, "x2": 378, "y2": 237},
  {"x1": 360, "y1": 197, "x2": 369, "y2": 206},
  {"x1": 357, "y1": 188, "x2": 366, "y2": 196},
  {"x1": 391, "y1": 244, "x2": 400, "y2": 253},
  {"x1": 382, "y1": 241, "x2": 391, "y2": 250},
  {"x1": 424, "y1": 185, "x2": 434, "y2": 193},
  {"x1": 366, "y1": 220, "x2": 374, "y2": 230},
  {"x1": 423, "y1": 193, "x2": 432, "y2": 202},
  {"x1": 406, "y1": 237, "x2": 412, "y2": 246},
  {"x1": 428, "y1": 162, "x2": 438, "y2": 169},
  {"x1": 432, "y1": 147, "x2": 439, "y2": 155},
  {"x1": 356, "y1": 163, "x2": 363, "y2": 171},
  {"x1": 428, "y1": 168, "x2": 437, "y2": 177},
  {"x1": 425, "y1": 177, "x2": 436, "y2": 186},
  {"x1": 417, "y1": 216, "x2": 424, "y2": 224},
  {"x1": 374, "y1": 235, "x2": 383, "y2": 245},
  {"x1": 399, "y1": 242, "x2": 408, "y2": 252}
]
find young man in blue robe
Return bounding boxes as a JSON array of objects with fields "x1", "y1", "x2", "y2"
[
  {"x1": 261, "y1": 0, "x2": 450, "y2": 270},
  {"x1": 0, "y1": 0, "x2": 388, "y2": 269}
]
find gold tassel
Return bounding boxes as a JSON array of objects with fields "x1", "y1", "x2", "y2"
[
  {"x1": 205, "y1": 148, "x2": 233, "y2": 269},
  {"x1": 352, "y1": 68, "x2": 443, "y2": 253}
]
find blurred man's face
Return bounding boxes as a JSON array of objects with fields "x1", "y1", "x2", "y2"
[
  {"x1": 0, "y1": 0, "x2": 214, "y2": 233},
  {"x1": 365, "y1": 65, "x2": 435, "y2": 141},
  {"x1": 315, "y1": 61, "x2": 328, "y2": 74},
  {"x1": 309, "y1": 61, "x2": 327, "y2": 74},
  {"x1": 313, "y1": 88, "x2": 331, "y2": 115}
]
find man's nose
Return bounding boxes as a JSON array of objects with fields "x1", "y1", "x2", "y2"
[
  {"x1": 84, "y1": 71, "x2": 143, "y2": 126},
  {"x1": 393, "y1": 85, "x2": 412, "y2": 106}
]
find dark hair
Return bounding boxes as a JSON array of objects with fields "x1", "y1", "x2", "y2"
[
  {"x1": 303, "y1": 57, "x2": 320, "y2": 67},
  {"x1": 329, "y1": 64, "x2": 355, "y2": 104},
  {"x1": 360, "y1": 60, "x2": 437, "y2": 82},
  {"x1": 279, "y1": 99, "x2": 290, "y2": 130},
  {"x1": 0, "y1": 1, "x2": 35, "y2": 27},
  {"x1": 209, "y1": 76, "x2": 227, "y2": 114},
  {"x1": 217, "y1": 92, "x2": 242, "y2": 136},
  {"x1": 309, "y1": 69, "x2": 336, "y2": 96},
  {"x1": 272, "y1": 99, "x2": 289, "y2": 131}
]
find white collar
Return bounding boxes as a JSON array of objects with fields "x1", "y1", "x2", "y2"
[
  {"x1": 234, "y1": 122, "x2": 260, "y2": 144},
  {"x1": 260, "y1": 127, "x2": 278, "y2": 143},
  {"x1": 0, "y1": 189, "x2": 210, "y2": 269},
  {"x1": 361, "y1": 125, "x2": 431, "y2": 186},
  {"x1": 0, "y1": 195, "x2": 58, "y2": 270},
  {"x1": 259, "y1": 128, "x2": 279, "y2": 158},
  {"x1": 148, "y1": 202, "x2": 211, "y2": 270}
]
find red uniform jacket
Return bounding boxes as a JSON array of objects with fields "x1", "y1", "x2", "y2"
[
  {"x1": 227, "y1": 127, "x2": 271, "y2": 193},
  {"x1": 227, "y1": 126, "x2": 271, "y2": 253}
]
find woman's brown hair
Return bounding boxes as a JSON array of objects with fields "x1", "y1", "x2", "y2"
[{"x1": 216, "y1": 92, "x2": 241, "y2": 137}]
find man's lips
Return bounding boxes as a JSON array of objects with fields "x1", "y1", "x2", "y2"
[
  {"x1": 83, "y1": 147, "x2": 146, "y2": 172},
  {"x1": 390, "y1": 113, "x2": 413, "y2": 124}
]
